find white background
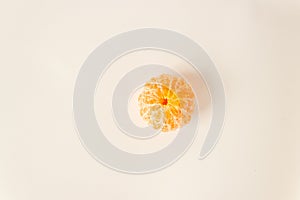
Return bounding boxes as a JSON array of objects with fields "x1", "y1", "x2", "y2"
[{"x1": 0, "y1": 0, "x2": 299, "y2": 199}]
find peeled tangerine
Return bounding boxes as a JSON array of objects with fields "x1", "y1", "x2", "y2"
[{"x1": 138, "y1": 74, "x2": 195, "y2": 132}]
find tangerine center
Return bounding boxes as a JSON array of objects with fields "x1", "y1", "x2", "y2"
[{"x1": 161, "y1": 98, "x2": 168, "y2": 106}]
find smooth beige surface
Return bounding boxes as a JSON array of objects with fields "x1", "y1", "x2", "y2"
[{"x1": 0, "y1": 0, "x2": 300, "y2": 199}]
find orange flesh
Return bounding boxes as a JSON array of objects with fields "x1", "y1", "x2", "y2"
[{"x1": 138, "y1": 74, "x2": 195, "y2": 132}]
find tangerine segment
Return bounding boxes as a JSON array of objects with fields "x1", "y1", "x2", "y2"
[{"x1": 138, "y1": 74, "x2": 195, "y2": 132}]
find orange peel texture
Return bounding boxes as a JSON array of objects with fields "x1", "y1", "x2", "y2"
[{"x1": 138, "y1": 74, "x2": 195, "y2": 132}]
